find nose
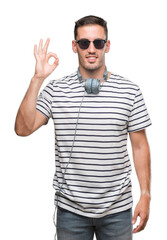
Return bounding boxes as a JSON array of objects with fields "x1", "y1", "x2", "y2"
[{"x1": 88, "y1": 41, "x2": 96, "y2": 53}]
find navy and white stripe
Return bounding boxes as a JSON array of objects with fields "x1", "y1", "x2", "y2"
[{"x1": 36, "y1": 71, "x2": 151, "y2": 218}]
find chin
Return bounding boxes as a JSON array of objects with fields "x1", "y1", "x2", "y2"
[{"x1": 83, "y1": 63, "x2": 102, "y2": 72}]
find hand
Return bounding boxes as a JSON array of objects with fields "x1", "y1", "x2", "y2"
[
  {"x1": 132, "y1": 194, "x2": 150, "y2": 233},
  {"x1": 34, "y1": 38, "x2": 59, "y2": 80}
]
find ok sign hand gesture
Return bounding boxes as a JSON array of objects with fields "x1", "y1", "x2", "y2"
[{"x1": 34, "y1": 38, "x2": 59, "y2": 80}]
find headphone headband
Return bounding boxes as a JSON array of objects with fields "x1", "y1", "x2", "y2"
[{"x1": 103, "y1": 66, "x2": 108, "y2": 80}]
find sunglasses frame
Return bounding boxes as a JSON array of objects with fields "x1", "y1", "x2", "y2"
[{"x1": 75, "y1": 38, "x2": 107, "y2": 50}]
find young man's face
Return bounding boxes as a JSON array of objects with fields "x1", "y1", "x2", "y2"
[{"x1": 72, "y1": 24, "x2": 110, "y2": 72}]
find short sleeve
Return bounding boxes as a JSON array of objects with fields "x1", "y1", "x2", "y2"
[
  {"x1": 36, "y1": 81, "x2": 53, "y2": 120},
  {"x1": 128, "y1": 87, "x2": 152, "y2": 132}
]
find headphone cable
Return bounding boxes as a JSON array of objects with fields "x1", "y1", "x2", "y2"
[{"x1": 53, "y1": 90, "x2": 86, "y2": 240}]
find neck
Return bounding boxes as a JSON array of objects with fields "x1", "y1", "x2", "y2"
[{"x1": 79, "y1": 65, "x2": 107, "y2": 80}]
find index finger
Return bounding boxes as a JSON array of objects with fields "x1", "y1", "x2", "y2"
[{"x1": 43, "y1": 38, "x2": 50, "y2": 54}]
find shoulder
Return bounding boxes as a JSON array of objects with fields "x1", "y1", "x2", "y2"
[
  {"x1": 50, "y1": 71, "x2": 78, "y2": 87},
  {"x1": 109, "y1": 71, "x2": 139, "y2": 93}
]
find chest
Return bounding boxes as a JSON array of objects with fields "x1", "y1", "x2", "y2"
[{"x1": 51, "y1": 86, "x2": 134, "y2": 131}]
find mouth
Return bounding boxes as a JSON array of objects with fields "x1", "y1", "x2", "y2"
[{"x1": 86, "y1": 55, "x2": 98, "y2": 63}]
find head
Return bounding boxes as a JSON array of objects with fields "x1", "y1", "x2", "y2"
[
  {"x1": 72, "y1": 15, "x2": 110, "y2": 75},
  {"x1": 74, "y1": 15, "x2": 108, "y2": 41}
]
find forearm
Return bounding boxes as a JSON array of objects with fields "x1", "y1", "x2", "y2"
[
  {"x1": 15, "y1": 75, "x2": 44, "y2": 136},
  {"x1": 129, "y1": 130, "x2": 151, "y2": 232},
  {"x1": 133, "y1": 141, "x2": 151, "y2": 198}
]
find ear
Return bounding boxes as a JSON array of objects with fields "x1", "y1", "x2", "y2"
[
  {"x1": 105, "y1": 40, "x2": 110, "y2": 53},
  {"x1": 72, "y1": 40, "x2": 78, "y2": 53}
]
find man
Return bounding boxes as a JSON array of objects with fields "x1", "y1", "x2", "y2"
[{"x1": 15, "y1": 15, "x2": 151, "y2": 240}]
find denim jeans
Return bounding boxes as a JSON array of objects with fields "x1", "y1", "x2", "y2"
[{"x1": 56, "y1": 207, "x2": 132, "y2": 240}]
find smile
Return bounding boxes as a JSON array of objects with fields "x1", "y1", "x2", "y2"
[{"x1": 86, "y1": 56, "x2": 97, "y2": 62}]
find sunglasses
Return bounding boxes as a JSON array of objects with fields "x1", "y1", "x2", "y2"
[{"x1": 75, "y1": 38, "x2": 107, "y2": 50}]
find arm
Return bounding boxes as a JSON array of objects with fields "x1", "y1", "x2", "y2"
[
  {"x1": 15, "y1": 38, "x2": 59, "y2": 136},
  {"x1": 129, "y1": 129, "x2": 151, "y2": 233}
]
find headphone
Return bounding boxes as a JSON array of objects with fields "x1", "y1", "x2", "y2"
[{"x1": 77, "y1": 66, "x2": 108, "y2": 94}]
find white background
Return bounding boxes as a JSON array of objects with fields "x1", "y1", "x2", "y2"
[{"x1": 0, "y1": 0, "x2": 166, "y2": 239}]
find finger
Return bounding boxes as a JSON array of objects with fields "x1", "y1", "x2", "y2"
[
  {"x1": 34, "y1": 44, "x2": 38, "y2": 59},
  {"x1": 133, "y1": 217, "x2": 147, "y2": 233},
  {"x1": 51, "y1": 58, "x2": 59, "y2": 71},
  {"x1": 46, "y1": 52, "x2": 58, "y2": 62},
  {"x1": 133, "y1": 221, "x2": 144, "y2": 233},
  {"x1": 50, "y1": 56, "x2": 59, "y2": 72},
  {"x1": 51, "y1": 56, "x2": 59, "y2": 67},
  {"x1": 43, "y1": 38, "x2": 50, "y2": 54},
  {"x1": 132, "y1": 210, "x2": 138, "y2": 225},
  {"x1": 38, "y1": 39, "x2": 43, "y2": 55}
]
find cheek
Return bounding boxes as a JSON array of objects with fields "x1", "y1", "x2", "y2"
[
  {"x1": 97, "y1": 49, "x2": 105, "y2": 59},
  {"x1": 77, "y1": 50, "x2": 86, "y2": 61},
  {"x1": 78, "y1": 54, "x2": 86, "y2": 66}
]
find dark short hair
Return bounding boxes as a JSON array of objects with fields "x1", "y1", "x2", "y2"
[{"x1": 74, "y1": 15, "x2": 108, "y2": 40}]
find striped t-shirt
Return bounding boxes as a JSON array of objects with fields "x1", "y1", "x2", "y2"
[{"x1": 36, "y1": 70, "x2": 152, "y2": 218}]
